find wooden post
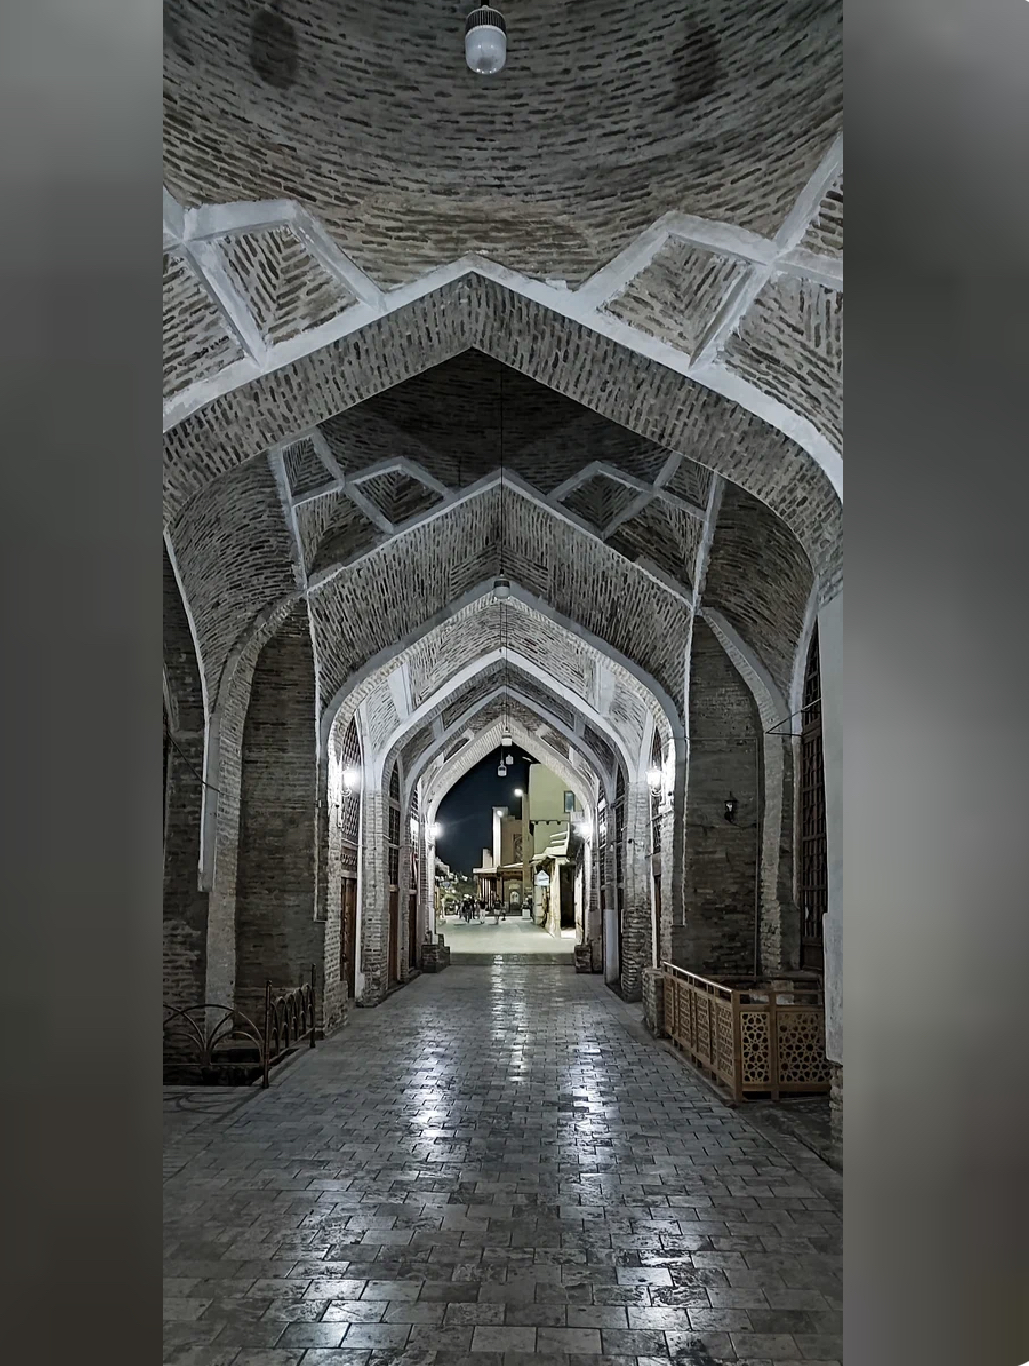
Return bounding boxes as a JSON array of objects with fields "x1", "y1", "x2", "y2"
[
  {"x1": 768, "y1": 988, "x2": 780, "y2": 1102},
  {"x1": 310, "y1": 964, "x2": 317, "y2": 1048},
  {"x1": 731, "y1": 989, "x2": 743, "y2": 1103}
]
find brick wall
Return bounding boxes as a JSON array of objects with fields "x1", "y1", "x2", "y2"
[
  {"x1": 829, "y1": 1062, "x2": 843, "y2": 1157},
  {"x1": 163, "y1": 735, "x2": 209, "y2": 1011},
  {"x1": 619, "y1": 779, "x2": 654, "y2": 1001},
  {"x1": 234, "y1": 606, "x2": 324, "y2": 1027},
  {"x1": 681, "y1": 620, "x2": 762, "y2": 976},
  {"x1": 358, "y1": 786, "x2": 388, "y2": 1005},
  {"x1": 163, "y1": 547, "x2": 209, "y2": 1016},
  {"x1": 642, "y1": 967, "x2": 666, "y2": 1036}
]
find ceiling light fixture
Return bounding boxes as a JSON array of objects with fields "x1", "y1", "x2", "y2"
[{"x1": 465, "y1": 7, "x2": 507, "y2": 75}]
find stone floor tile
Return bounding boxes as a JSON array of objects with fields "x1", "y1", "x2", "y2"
[
  {"x1": 536, "y1": 1326, "x2": 604, "y2": 1353},
  {"x1": 164, "y1": 969, "x2": 840, "y2": 1366},
  {"x1": 384, "y1": 1301, "x2": 448, "y2": 1324},
  {"x1": 728, "y1": 1334, "x2": 799, "y2": 1359},
  {"x1": 505, "y1": 1303, "x2": 568, "y2": 1327},
  {"x1": 165, "y1": 1298, "x2": 214, "y2": 1321},
  {"x1": 162, "y1": 1350, "x2": 240, "y2": 1366},
  {"x1": 793, "y1": 1335, "x2": 843, "y2": 1359},
  {"x1": 362, "y1": 1282, "x2": 421, "y2": 1301},
  {"x1": 419, "y1": 1282, "x2": 481, "y2": 1303},
  {"x1": 219, "y1": 1353, "x2": 302, "y2": 1366},
  {"x1": 565, "y1": 1307, "x2": 628, "y2": 1329},
  {"x1": 276, "y1": 1321, "x2": 348, "y2": 1347},
  {"x1": 470, "y1": 1326, "x2": 537, "y2": 1352},
  {"x1": 403, "y1": 1327, "x2": 475, "y2": 1352},
  {"x1": 342, "y1": 1324, "x2": 413, "y2": 1349},
  {"x1": 323, "y1": 1302, "x2": 389, "y2": 1323},
  {"x1": 599, "y1": 1329, "x2": 668, "y2": 1356},
  {"x1": 299, "y1": 1354, "x2": 371, "y2": 1366}
]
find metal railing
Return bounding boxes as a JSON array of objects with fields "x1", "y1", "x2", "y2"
[
  {"x1": 163, "y1": 965, "x2": 316, "y2": 1089},
  {"x1": 659, "y1": 963, "x2": 832, "y2": 1103},
  {"x1": 262, "y1": 967, "x2": 316, "y2": 1088}
]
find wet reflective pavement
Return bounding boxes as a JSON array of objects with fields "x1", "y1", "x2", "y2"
[{"x1": 164, "y1": 965, "x2": 842, "y2": 1365}]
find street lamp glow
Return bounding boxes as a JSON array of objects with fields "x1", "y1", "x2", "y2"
[
  {"x1": 431, "y1": 822, "x2": 442, "y2": 840},
  {"x1": 647, "y1": 765, "x2": 662, "y2": 791},
  {"x1": 513, "y1": 787, "x2": 523, "y2": 797},
  {"x1": 343, "y1": 766, "x2": 361, "y2": 792}
]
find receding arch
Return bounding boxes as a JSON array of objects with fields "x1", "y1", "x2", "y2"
[
  {"x1": 322, "y1": 579, "x2": 684, "y2": 769},
  {"x1": 409, "y1": 686, "x2": 615, "y2": 813},
  {"x1": 163, "y1": 278, "x2": 842, "y2": 587}
]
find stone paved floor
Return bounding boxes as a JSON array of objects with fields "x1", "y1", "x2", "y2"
[
  {"x1": 441, "y1": 921, "x2": 575, "y2": 955},
  {"x1": 164, "y1": 965, "x2": 842, "y2": 1366}
]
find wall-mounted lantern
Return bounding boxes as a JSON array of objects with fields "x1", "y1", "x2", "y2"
[{"x1": 723, "y1": 793, "x2": 739, "y2": 824}]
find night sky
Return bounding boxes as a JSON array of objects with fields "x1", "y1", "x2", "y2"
[{"x1": 435, "y1": 747, "x2": 531, "y2": 875}]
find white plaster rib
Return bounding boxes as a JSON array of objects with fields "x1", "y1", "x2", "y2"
[{"x1": 161, "y1": 180, "x2": 844, "y2": 501}]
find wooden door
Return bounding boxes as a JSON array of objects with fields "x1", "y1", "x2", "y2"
[
  {"x1": 799, "y1": 628, "x2": 827, "y2": 970},
  {"x1": 343, "y1": 877, "x2": 357, "y2": 999},
  {"x1": 388, "y1": 889, "x2": 399, "y2": 985}
]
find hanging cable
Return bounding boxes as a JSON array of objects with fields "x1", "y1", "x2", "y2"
[{"x1": 168, "y1": 735, "x2": 221, "y2": 795}]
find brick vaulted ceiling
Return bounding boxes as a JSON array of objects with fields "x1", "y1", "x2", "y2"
[
  {"x1": 163, "y1": 2, "x2": 842, "y2": 759},
  {"x1": 163, "y1": 0, "x2": 841, "y2": 287}
]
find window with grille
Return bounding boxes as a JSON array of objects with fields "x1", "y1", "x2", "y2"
[
  {"x1": 650, "y1": 731, "x2": 662, "y2": 854},
  {"x1": 615, "y1": 768, "x2": 626, "y2": 891},
  {"x1": 387, "y1": 763, "x2": 401, "y2": 889},
  {"x1": 798, "y1": 626, "x2": 828, "y2": 970},
  {"x1": 339, "y1": 719, "x2": 361, "y2": 875}
]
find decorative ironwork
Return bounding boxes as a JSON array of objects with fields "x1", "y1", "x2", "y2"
[
  {"x1": 262, "y1": 968, "x2": 317, "y2": 1088},
  {"x1": 163, "y1": 1003, "x2": 264, "y2": 1085},
  {"x1": 340, "y1": 718, "x2": 361, "y2": 870},
  {"x1": 614, "y1": 767, "x2": 625, "y2": 890},
  {"x1": 387, "y1": 760, "x2": 401, "y2": 888},
  {"x1": 164, "y1": 967, "x2": 316, "y2": 1089},
  {"x1": 650, "y1": 730, "x2": 662, "y2": 853}
]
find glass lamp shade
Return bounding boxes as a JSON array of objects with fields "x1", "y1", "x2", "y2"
[
  {"x1": 493, "y1": 576, "x2": 511, "y2": 600},
  {"x1": 465, "y1": 8, "x2": 507, "y2": 74}
]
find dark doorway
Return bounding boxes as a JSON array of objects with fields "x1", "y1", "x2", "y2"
[
  {"x1": 615, "y1": 769, "x2": 626, "y2": 977},
  {"x1": 342, "y1": 877, "x2": 357, "y2": 999},
  {"x1": 388, "y1": 889, "x2": 399, "y2": 986},
  {"x1": 409, "y1": 888, "x2": 418, "y2": 969},
  {"x1": 560, "y1": 864, "x2": 575, "y2": 928},
  {"x1": 799, "y1": 626, "x2": 828, "y2": 970}
]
